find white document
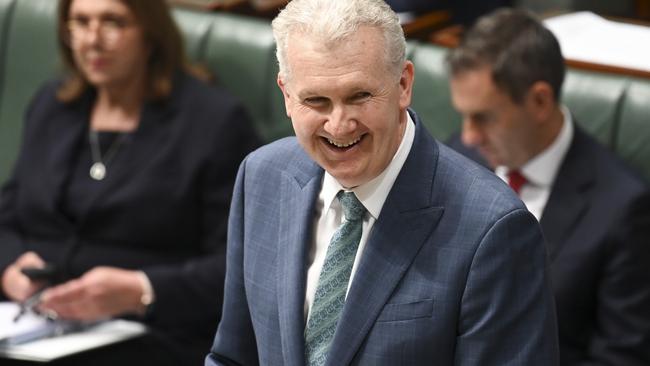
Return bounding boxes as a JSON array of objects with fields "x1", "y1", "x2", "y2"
[
  {"x1": 0, "y1": 302, "x2": 147, "y2": 362},
  {"x1": 544, "y1": 11, "x2": 650, "y2": 72},
  {"x1": 0, "y1": 302, "x2": 45, "y2": 340}
]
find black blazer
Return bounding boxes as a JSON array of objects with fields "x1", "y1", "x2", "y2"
[
  {"x1": 0, "y1": 73, "x2": 260, "y2": 359},
  {"x1": 447, "y1": 125, "x2": 650, "y2": 365}
]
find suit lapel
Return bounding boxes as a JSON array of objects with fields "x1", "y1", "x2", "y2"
[
  {"x1": 326, "y1": 117, "x2": 444, "y2": 365},
  {"x1": 44, "y1": 91, "x2": 92, "y2": 226},
  {"x1": 277, "y1": 157, "x2": 323, "y2": 366},
  {"x1": 540, "y1": 127, "x2": 594, "y2": 261}
]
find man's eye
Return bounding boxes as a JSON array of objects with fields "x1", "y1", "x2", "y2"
[
  {"x1": 303, "y1": 97, "x2": 328, "y2": 106},
  {"x1": 471, "y1": 114, "x2": 490, "y2": 124},
  {"x1": 350, "y1": 92, "x2": 371, "y2": 103}
]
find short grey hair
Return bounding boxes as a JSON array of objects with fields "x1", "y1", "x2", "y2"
[{"x1": 271, "y1": 0, "x2": 406, "y2": 81}]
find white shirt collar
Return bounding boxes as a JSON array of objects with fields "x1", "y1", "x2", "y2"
[
  {"x1": 496, "y1": 105, "x2": 573, "y2": 188},
  {"x1": 321, "y1": 112, "x2": 416, "y2": 220}
]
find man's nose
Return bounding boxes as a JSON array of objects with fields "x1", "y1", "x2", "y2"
[
  {"x1": 324, "y1": 105, "x2": 357, "y2": 136},
  {"x1": 461, "y1": 119, "x2": 483, "y2": 147}
]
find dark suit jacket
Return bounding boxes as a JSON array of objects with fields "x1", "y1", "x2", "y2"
[
  {"x1": 207, "y1": 111, "x2": 559, "y2": 365},
  {"x1": 447, "y1": 126, "x2": 650, "y2": 365},
  {"x1": 0, "y1": 73, "x2": 260, "y2": 364}
]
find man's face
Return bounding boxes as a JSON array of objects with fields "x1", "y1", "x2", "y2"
[
  {"x1": 278, "y1": 26, "x2": 414, "y2": 188},
  {"x1": 450, "y1": 67, "x2": 538, "y2": 169}
]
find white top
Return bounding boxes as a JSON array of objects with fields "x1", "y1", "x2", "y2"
[
  {"x1": 496, "y1": 106, "x2": 574, "y2": 220},
  {"x1": 304, "y1": 113, "x2": 416, "y2": 319}
]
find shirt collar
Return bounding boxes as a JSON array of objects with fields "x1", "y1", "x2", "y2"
[
  {"x1": 321, "y1": 112, "x2": 416, "y2": 219},
  {"x1": 496, "y1": 105, "x2": 574, "y2": 187}
]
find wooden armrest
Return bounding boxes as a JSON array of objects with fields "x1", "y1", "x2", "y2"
[
  {"x1": 402, "y1": 10, "x2": 452, "y2": 39},
  {"x1": 249, "y1": 0, "x2": 289, "y2": 12},
  {"x1": 429, "y1": 24, "x2": 463, "y2": 48}
]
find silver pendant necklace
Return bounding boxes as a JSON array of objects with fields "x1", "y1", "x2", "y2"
[{"x1": 89, "y1": 130, "x2": 127, "y2": 181}]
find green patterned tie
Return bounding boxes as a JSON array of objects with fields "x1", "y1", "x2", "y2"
[{"x1": 305, "y1": 191, "x2": 366, "y2": 366}]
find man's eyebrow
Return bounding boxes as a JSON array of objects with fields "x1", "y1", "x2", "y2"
[{"x1": 296, "y1": 90, "x2": 323, "y2": 99}]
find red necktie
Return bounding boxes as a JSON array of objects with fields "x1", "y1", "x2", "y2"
[{"x1": 507, "y1": 170, "x2": 527, "y2": 195}]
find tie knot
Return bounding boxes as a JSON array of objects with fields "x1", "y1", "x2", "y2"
[
  {"x1": 337, "y1": 191, "x2": 365, "y2": 221},
  {"x1": 507, "y1": 170, "x2": 527, "y2": 195}
]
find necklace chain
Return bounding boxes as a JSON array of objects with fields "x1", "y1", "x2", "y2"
[{"x1": 89, "y1": 130, "x2": 127, "y2": 181}]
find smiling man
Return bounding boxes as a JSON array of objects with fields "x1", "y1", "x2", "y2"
[{"x1": 206, "y1": 1, "x2": 559, "y2": 365}]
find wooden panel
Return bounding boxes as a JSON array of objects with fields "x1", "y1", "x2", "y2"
[{"x1": 167, "y1": 0, "x2": 246, "y2": 11}]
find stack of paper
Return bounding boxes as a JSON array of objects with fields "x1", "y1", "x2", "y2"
[
  {"x1": 544, "y1": 12, "x2": 650, "y2": 73},
  {"x1": 0, "y1": 302, "x2": 147, "y2": 362}
]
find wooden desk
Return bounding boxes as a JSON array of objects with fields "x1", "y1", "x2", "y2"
[
  {"x1": 637, "y1": 0, "x2": 650, "y2": 21},
  {"x1": 429, "y1": 19, "x2": 650, "y2": 79},
  {"x1": 402, "y1": 10, "x2": 452, "y2": 40},
  {"x1": 168, "y1": 0, "x2": 286, "y2": 19}
]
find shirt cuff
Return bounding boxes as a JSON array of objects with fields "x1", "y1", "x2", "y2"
[{"x1": 136, "y1": 271, "x2": 155, "y2": 310}]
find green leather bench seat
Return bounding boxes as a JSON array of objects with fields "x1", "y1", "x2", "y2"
[
  {"x1": 176, "y1": 10, "x2": 292, "y2": 141},
  {"x1": 561, "y1": 70, "x2": 628, "y2": 148},
  {"x1": 409, "y1": 43, "x2": 461, "y2": 141},
  {"x1": 0, "y1": 0, "x2": 59, "y2": 184},
  {"x1": 200, "y1": 14, "x2": 290, "y2": 141},
  {"x1": 1, "y1": 0, "x2": 649, "y2": 184},
  {"x1": 617, "y1": 79, "x2": 650, "y2": 181}
]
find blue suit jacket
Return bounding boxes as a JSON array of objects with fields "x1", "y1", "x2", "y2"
[
  {"x1": 447, "y1": 126, "x2": 650, "y2": 365},
  {"x1": 207, "y1": 112, "x2": 559, "y2": 365}
]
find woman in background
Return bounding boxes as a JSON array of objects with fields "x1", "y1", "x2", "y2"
[{"x1": 0, "y1": 0, "x2": 259, "y2": 364}]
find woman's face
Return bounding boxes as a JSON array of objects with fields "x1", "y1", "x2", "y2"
[{"x1": 67, "y1": 0, "x2": 150, "y2": 90}]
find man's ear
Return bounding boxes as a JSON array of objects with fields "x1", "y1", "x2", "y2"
[
  {"x1": 277, "y1": 74, "x2": 292, "y2": 118},
  {"x1": 526, "y1": 81, "x2": 555, "y2": 122},
  {"x1": 398, "y1": 61, "x2": 415, "y2": 110}
]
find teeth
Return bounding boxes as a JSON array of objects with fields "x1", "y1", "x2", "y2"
[{"x1": 327, "y1": 136, "x2": 361, "y2": 148}]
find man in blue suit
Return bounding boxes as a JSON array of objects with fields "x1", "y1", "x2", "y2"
[
  {"x1": 206, "y1": 1, "x2": 559, "y2": 365},
  {"x1": 446, "y1": 8, "x2": 650, "y2": 365}
]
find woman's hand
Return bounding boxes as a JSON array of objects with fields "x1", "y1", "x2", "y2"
[
  {"x1": 1, "y1": 251, "x2": 47, "y2": 301},
  {"x1": 39, "y1": 266, "x2": 145, "y2": 321}
]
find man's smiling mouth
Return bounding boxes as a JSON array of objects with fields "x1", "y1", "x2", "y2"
[{"x1": 326, "y1": 136, "x2": 362, "y2": 148}]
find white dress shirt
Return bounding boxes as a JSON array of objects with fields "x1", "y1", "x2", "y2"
[
  {"x1": 304, "y1": 113, "x2": 416, "y2": 319},
  {"x1": 496, "y1": 106, "x2": 574, "y2": 220}
]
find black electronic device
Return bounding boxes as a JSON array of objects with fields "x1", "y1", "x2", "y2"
[{"x1": 21, "y1": 265, "x2": 59, "y2": 282}]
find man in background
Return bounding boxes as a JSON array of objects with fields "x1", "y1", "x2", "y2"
[
  {"x1": 447, "y1": 8, "x2": 650, "y2": 365},
  {"x1": 206, "y1": 1, "x2": 558, "y2": 365}
]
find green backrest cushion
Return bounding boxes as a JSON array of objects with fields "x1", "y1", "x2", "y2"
[
  {"x1": 201, "y1": 13, "x2": 292, "y2": 142},
  {"x1": 172, "y1": 7, "x2": 214, "y2": 61},
  {"x1": 0, "y1": 0, "x2": 16, "y2": 113},
  {"x1": 174, "y1": 8, "x2": 292, "y2": 143},
  {"x1": 0, "y1": 0, "x2": 14, "y2": 33},
  {"x1": 561, "y1": 70, "x2": 628, "y2": 148},
  {"x1": 0, "y1": 0, "x2": 58, "y2": 184},
  {"x1": 409, "y1": 42, "x2": 461, "y2": 141},
  {"x1": 616, "y1": 79, "x2": 650, "y2": 181}
]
